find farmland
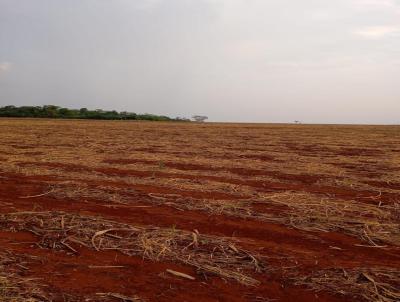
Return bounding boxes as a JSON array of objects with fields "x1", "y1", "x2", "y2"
[{"x1": 0, "y1": 118, "x2": 399, "y2": 302}]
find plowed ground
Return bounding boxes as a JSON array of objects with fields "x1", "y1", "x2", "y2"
[{"x1": 0, "y1": 119, "x2": 399, "y2": 302}]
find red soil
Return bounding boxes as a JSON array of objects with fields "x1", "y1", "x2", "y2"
[
  {"x1": 1, "y1": 120, "x2": 399, "y2": 301},
  {"x1": 0, "y1": 172, "x2": 399, "y2": 301}
]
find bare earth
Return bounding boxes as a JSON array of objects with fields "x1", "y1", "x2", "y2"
[{"x1": 0, "y1": 118, "x2": 399, "y2": 302}]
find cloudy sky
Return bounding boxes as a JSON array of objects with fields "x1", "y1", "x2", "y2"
[{"x1": 0, "y1": 0, "x2": 399, "y2": 123}]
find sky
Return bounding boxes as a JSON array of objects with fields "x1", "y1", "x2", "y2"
[{"x1": 0, "y1": 0, "x2": 399, "y2": 124}]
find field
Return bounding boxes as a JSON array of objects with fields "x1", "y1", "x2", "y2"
[{"x1": 0, "y1": 118, "x2": 399, "y2": 302}]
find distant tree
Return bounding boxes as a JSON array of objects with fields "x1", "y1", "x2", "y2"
[
  {"x1": 79, "y1": 108, "x2": 88, "y2": 116},
  {"x1": 120, "y1": 111, "x2": 137, "y2": 120},
  {"x1": 192, "y1": 115, "x2": 208, "y2": 122},
  {"x1": 0, "y1": 105, "x2": 190, "y2": 122},
  {"x1": 43, "y1": 105, "x2": 59, "y2": 118},
  {"x1": 58, "y1": 108, "x2": 71, "y2": 117}
]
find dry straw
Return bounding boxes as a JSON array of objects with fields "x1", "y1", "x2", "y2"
[
  {"x1": 0, "y1": 251, "x2": 144, "y2": 301},
  {"x1": 147, "y1": 190, "x2": 400, "y2": 247},
  {"x1": 292, "y1": 268, "x2": 400, "y2": 302},
  {"x1": 0, "y1": 211, "x2": 263, "y2": 286},
  {"x1": 260, "y1": 192, "x2": 400, "y2": 247},
  {"x1": 48, "y1": 182, "x2": 400, "y2": 247},
  {"x1": 0, "y1": 252, "x2": 49, "y2": 302}
]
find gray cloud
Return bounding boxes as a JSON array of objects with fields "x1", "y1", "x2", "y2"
[
  {"x1": 0, "y1": 62, "x2": 12, "y2": 73},
  {"x1": 0, "y1": 0, "x2": 399, "y2": 123},
  {"x1": 353, "y1": 26, "x2": 400, "y2": 38}
]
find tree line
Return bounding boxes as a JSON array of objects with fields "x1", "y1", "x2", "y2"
[{"x1": 0, "y1": 105, "x2": 190, "y2": 122}]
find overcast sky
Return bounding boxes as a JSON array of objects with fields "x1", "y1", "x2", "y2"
[{"x1": 0, "y1": 0, "x2": 399, "y2": 123}]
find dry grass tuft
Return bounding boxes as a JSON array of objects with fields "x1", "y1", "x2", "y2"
[
  {"x1": 260, "y1": 192, "x2": 400, "y2": 247},
  {"x1": 292, "y1": 268, "x2": 400, "y2": 302},
  {"x1": 0, "y1": 252, "x2": 49, "y2": 302},
  {"x1": 0, "y1": 276, "x2": 45, "y2": 302},
  {"x1": 95, "y1": 292, "x2": 142, "y2": 301},
  {"x1": 49, "y1": 181, "x2": 132, "y2": 204},
  {"x1": 0, "y1": 251, "x2": 144, "y2": 301},
  {"x1": 0, "y1": 211, "x2": 263, "y2": 286}
]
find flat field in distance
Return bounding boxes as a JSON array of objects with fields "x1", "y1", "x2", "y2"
[{"x1": 0, "y1": 118, "x2": 399, "y2": 302}]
